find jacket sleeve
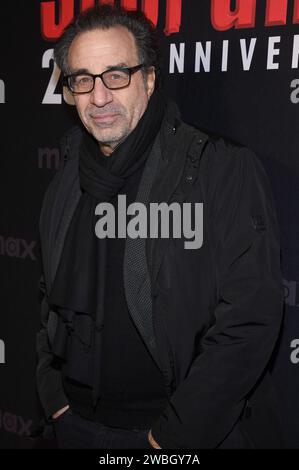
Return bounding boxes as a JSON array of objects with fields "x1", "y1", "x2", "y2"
[
  {"x1": 150, "y1": 140, "x2": 284, "y2": 449},
  {"x1": 35, "y1": 143, "x2": 70, "y2": 420},
  {"x1": 36, "y1": 274, "x2": 69, "y2": 419}
]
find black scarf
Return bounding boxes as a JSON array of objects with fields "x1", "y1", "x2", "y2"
[{"x1": 48, "y1": 88, "x2": 166, "y2": 403}]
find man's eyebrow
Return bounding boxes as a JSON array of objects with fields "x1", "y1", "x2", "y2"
[
  {"x1": 106, "y1": 62, "x2": 129, "y2": 69},
  {"x1": 68, "y1": 67, "x2": 90, "y2": 75},
  {"x1": 68, "y1": 63, "x2": 129, "y2": 74}
]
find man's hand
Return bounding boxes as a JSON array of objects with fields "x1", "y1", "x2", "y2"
[
  {"x1": 52, "y1": 405, "x2": 70, "y2": 420},
  {"x1": 148, "y1": 429, "x2": 162, "y2": 449}
]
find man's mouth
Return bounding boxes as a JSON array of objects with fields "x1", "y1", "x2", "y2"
[{"x1": 92, "y1": 113, "x2": 119, "y2": 121}]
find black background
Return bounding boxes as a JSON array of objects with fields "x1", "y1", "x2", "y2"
[{"x1": 0, "y1": 0, "x2": 298, "y2": 448}]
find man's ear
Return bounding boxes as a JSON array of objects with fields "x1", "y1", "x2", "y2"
[
  {"x1": 63, "y1": 87, "x2": 76, "y2": 106},
  {"x1": 146, "y1": 67, "x2": 156, "y2": 99}
]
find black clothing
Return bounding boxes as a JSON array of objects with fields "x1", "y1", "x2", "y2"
[
  {"x1": 37, "y1": 96, "x2": 284, "y2": 448},
  {"x1": 53, "y1": 408, "x2": 152, "y2": 449},
  {"x1": 47, "y1": 90, "x2": 167, "y2": 418}
]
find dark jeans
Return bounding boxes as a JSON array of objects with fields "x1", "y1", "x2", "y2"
[{"x1": 53, "y1": 409, "x2": 153, "y2": 449}]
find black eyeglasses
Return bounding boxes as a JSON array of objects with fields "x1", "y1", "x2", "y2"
[{"x1": 63, "y1": 64, "x2": 145, "y2": 94}]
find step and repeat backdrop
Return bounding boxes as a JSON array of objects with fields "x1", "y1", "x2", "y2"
[{"x1": 0, "y1": 0, "x2": 298, "y2": 448}]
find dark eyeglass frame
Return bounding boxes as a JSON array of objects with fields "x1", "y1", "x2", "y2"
[{"x1": 63, "y1": 63, "x2": 146, "y2": 94}]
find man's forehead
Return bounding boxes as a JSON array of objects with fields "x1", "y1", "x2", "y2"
[{"x1": 68, "y1": 26, "x2": 138, "y2": 70}]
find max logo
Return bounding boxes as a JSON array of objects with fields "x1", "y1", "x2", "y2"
[
  {"x1": 0, "y1": 236, "x2": 36, "y2": 261},
  {"x1": 40, "y1": 0, "x2": 299, "y2": 40},
  {"x1": 0, "y1": 411, "x2": 32, "y2": 437}
]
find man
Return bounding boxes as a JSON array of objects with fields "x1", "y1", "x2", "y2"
[{"x1": 36, "y1": 5, "x2": 284, "y2": 449}]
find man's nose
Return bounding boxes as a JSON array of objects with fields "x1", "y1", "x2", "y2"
[{"x1": 90, "y1": 77, "x2": 113, "y2": 107}]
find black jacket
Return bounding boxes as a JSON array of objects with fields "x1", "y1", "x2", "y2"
[{"x1": 36, "y1": 100, "x2": 284, "y2": 448}]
